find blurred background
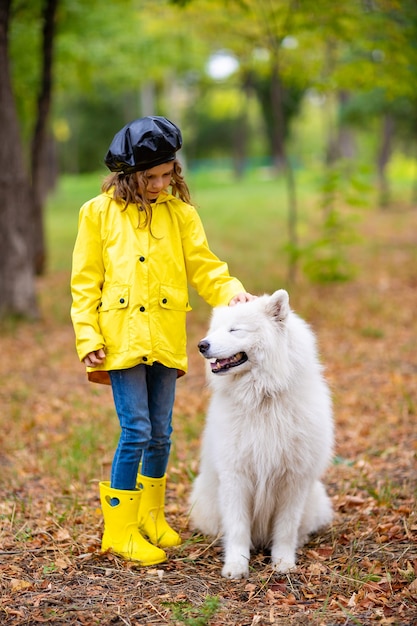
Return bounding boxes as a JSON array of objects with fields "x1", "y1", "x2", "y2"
[{"x1": 1, "y1": 0, "x2": 417, "y2": 316}]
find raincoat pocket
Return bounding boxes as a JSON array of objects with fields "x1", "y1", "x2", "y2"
[
  {"x1": 157, "y1": 284, "x2": 191, "y2": 356},
  {"x1": 98, "y1": 285, "x2": 130, "y2": 353},
  {"x1": 159, "y1": 284, "x2": 192, "y2": 312}
]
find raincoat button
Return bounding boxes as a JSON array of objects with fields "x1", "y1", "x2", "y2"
[
  {"x1": 162, "y1": 298, "x2": 167, "y2": 304},
  {"x1": 139, "y1": 256, "x2": 145, "y2": 262},
  {"x1": 142, "y1": 356, "x2": 148, "y2": 362},
  {"x1": 120, "y1": 298, "x2": 125, "y2": 304},
  {"x1": 140, "y1": 306, "x2": 145, "y2": 312}
]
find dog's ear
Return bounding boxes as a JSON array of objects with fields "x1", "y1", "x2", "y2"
[{"x1": 266, "y1": 289, "x2": 290, "y2": 322}]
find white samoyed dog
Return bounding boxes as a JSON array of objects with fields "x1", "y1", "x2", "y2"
[{"x1": 189, "y1": 289, "x2": 334, "y2": 579}]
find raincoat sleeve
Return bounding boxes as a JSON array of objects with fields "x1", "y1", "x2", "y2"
[
  {"x1": 70, "y1": 201, "x2": 106, "y2": 362},
  {"x1": 181, "y1": 205, "x2": 245, "y2": 307}
]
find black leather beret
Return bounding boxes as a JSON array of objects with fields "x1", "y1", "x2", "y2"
[{"x1": 104, "y1": 116, "x2": 182, "y2": 173}]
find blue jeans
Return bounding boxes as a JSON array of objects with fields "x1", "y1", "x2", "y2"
[{"x1": 109, "y1": 362, "x2": 177, "y2": 490}]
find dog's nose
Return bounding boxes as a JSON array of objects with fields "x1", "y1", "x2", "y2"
[{"x1": 198, "y1": 340, "x2": 210, "y2": 354}]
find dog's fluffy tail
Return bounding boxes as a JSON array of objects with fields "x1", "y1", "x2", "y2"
[
  {"x1": 189, "y1": 474, "x2": 222, "y2": 537},
  {"x1": 298, "y1": 480, "x2": 333, "y2": 547}
]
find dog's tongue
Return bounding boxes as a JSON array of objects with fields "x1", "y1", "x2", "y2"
[
  {"x1": 210, "y1": 358, "x2": 230, "y2": 372},
  {"x1": 210, "y1": 353, "x2": 247, "y2": 373}
]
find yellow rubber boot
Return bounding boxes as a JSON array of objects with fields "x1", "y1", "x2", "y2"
[
  {"x1": 99, "y1": 481, "x2": 166, "y2": 565},
  {"x1": 137, "y1": 474, "x2": 181, "y2": 548}
]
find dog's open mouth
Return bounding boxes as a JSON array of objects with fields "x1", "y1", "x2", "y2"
[{"x1": 210, "y1": 352, "x2": 248, "y2": 373}]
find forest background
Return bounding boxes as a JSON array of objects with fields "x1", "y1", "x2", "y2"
[{"x1": 0, "y1": 0, "x2": 416, "y2": 624}]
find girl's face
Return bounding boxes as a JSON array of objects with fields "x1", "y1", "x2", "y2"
[{"x1": 142, "y1": 162, "x2": 174, "y2": 201}]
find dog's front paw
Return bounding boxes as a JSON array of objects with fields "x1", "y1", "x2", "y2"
[
  {"x1": 222, "y1": 560, "x2": 249, "y2": 579},
  {"x1": 272, "y1": 557, "x2": 296, "y2": 573}
]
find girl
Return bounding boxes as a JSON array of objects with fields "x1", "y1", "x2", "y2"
[{"x1": 71, "y1": 116, "x2": 254, "y2": 566}]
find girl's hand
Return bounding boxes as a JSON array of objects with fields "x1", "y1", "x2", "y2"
[
  {"x1": 83, "y1": 348, "x2": 106, "y2": 367},
  {"x1": 229, "y1": 292, "x2": 257, "y2": 306}
]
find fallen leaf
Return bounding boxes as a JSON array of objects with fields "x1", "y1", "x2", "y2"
[
  {"x1": 408, "y1": 579, "x2": 417, "y2": 595},
  {"x1": 10, "y1": 578, "x2": 32, "y2": 591},
  {"x1": 56, "y1": 527, "x2": 71, "y2": 541}
]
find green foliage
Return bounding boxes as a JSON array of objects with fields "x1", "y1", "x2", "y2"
[
  {"x1": 165, "y1": 595, "x2": 220, "y2": 626},
  {"x1": 187, "y1": 106, "x2": 246, "y2": 161},
  {"x1": 251, "y1": 73, "x2": 306, "y2": 145},
  {"x1": 55, "y1": 92, "x2": 127, "y2": 173},
  {"x1": 360, "y1": 477, "x2": 402, "y2": 507},
  {"x1": 9, "y1": 2, "x2": 42, "y2": 144},
  {"x1": 301, "y1": 161, "x2": 372, "y2": 283},
  {"x1": 360, "y1": 326, "x2": 384, "y2": 339},
  {"x1": 8, "y1": 0, "x2": 417, "y2": 207},
  {"x1": 43, "y1": 563, "x2": 58, "y2": 575}
]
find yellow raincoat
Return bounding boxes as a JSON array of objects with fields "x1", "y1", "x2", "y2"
[{"x1": 70, "y1": 190, "x2": 245, "y2": 384}]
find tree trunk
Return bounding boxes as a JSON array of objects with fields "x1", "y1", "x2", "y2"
[
  {"x1": 31, "y1": 0, "x2": 59, "y2": 275},
  {"x1": 325, "y1": 91, "x2": 356, "y2": 165},
  {"x1": 377, "y1": 113, "x2": 394, "y2": 209},
  {"x1": 232, "y1": 74, "x2": 252, "y2": 180},
  {"x1": 270, "y1": 61, "x2": 286, "y2": 171},
  {"x1": 412, "y1": 144, "x2": 417, "y2": 206},
  {"x1": 140, "y1": 81, "x2": 156, "y2": 116},
  {"x1": 284, "y1": 157, "x2": 298, "y2": 284},
  {"x1": 269, "y1": 58, "x2": 298, "y2": 283},
  {"x1": 232, "y1": 110, "x2": 247, "y2": 179},
  {"x1": 0, "y1": 0, "x2": 38, "y2": 319}
]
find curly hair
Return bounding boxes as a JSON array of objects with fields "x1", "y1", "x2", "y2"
[{"x1": 101, "y1": 160, "x2": 191, "y2": 230}]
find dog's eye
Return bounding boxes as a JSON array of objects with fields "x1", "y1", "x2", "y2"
[{"x1": 230, "y1": 326, "x2": 251, "y2": 335}]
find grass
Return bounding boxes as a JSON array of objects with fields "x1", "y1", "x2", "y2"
[
  {"x1": 45, "y1": 172, "x2": 102, "y2": 271},
  {"x1": 45, "y1": 167, "x2": 313, "y2": 285},
  {"x1": 165, "y1": 595, "x2": 221, "y2": 625},
  {"x1": 45, "y1": 164, "x2": 413, "y2": 291}
]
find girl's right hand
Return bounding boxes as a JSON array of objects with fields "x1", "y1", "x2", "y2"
[{"x1": 83, "y1": 348, "x2": 106, "y2": 367}]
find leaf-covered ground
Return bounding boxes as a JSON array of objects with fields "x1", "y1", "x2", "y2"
[{"x1": 1, "y1": 207, "x2": 416, "y2": 625}]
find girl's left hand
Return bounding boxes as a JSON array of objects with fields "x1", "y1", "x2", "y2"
[{"x1": 229, "y1": 292, "x2": 257, "y2": 306}]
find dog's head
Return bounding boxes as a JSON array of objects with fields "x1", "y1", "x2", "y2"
[{"x1": 198, "y1": 289, "x2": 291, "y2": 377}]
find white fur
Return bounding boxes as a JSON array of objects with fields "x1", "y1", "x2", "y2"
[{"x1": 189, "y1": 290, "x2": 334, "y2": 579}]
